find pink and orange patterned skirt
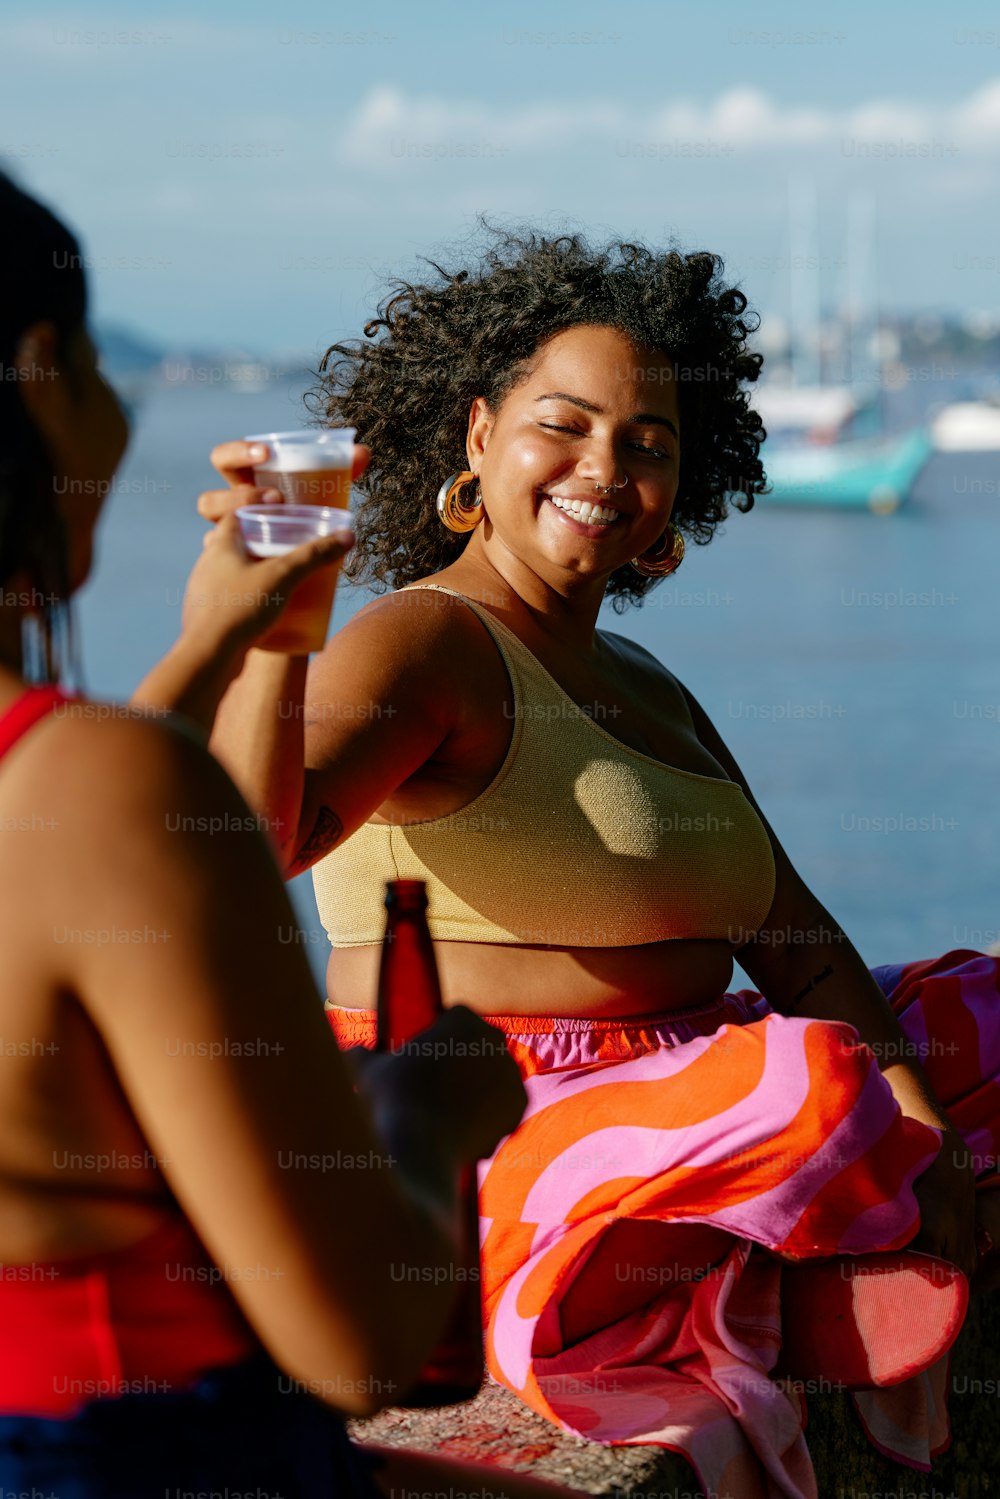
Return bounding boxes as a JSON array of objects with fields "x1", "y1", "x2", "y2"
[{"x1": 328, "y1": 949, "x2": 1000, "y2": 1499}]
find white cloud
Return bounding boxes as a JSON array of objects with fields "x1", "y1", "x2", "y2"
[
  {"x1": 339, "y1": 78, "x2": 1000, "y2": 170},
  {"x1": 954, "y1": 78, "x2": 1000, "y2": 135},
  {"x1": 843, "y1": 101, "x2": 930, "y2": 143},
  {"x1": 339, "y1": 85, "x2": 630, "y2": 167}
]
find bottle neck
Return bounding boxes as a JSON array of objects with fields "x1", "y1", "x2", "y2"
[
  {"x1": 384, "y1": 880, "x2": 429, "y2": 914},
  {"x1": 376, "y1": 884, "x2": 443, "y2": 1051}
]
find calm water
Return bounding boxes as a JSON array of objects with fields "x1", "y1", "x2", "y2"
[{"x1": 77, "y1": 377, "x2": 1000, "y2": 988}]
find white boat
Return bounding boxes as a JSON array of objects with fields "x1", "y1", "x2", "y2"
[
  {"x1": 931, "y1": 400, "x2": 1000, "y2": 452},
  {"x1": 752, "y1": 384, "x2": 875, "y2": 444},
  {"x1": 751, "y1": 382, "x2": 930, "y2": 512}
]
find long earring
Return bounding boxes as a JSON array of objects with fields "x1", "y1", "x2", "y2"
[
  {"x1": 21, "y1": 500, "x2": 76, "y2": 687},
  {"x1": 436, "y1": 471, "x2": 483, "y2": 533},
  {"x1": 630, "y1": 522, "x2": 684, "y2": 578}
]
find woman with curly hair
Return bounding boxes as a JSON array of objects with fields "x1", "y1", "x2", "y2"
[{"x1": 194, "y1": 227, "x2": 1000, "y2": 1499}]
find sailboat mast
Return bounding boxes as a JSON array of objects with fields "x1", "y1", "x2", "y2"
[
  {"x1": 845, "y1": 192, "x2": 878, "y2": 391},
  {"x1": 788, "y1": 174, "x2": 821, "y2": 388}
]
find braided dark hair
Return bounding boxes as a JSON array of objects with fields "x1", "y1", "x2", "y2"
[{"x1": 311, "y1": 224, "x2": 767, "y2": 609}]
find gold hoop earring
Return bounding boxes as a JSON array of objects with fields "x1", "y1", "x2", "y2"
[
  {"x1": 436, "y1": 471, "x2": 483, "y2": 533},
  {"x1": 629, "y1": 523, "x2": 684, "y2": 578}
]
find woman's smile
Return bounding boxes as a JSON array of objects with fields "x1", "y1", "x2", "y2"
[{"x1": 538, "y1": 488, "x2": 626, "y2": 533}]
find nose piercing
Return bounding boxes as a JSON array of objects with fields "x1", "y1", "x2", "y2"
[{"x1": 594, "y1": 478, "x2": 628, "y2": 496}]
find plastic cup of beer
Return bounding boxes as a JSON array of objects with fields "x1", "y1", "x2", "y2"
[
  {"x1": 245, "y1": 428, "x2": 355, "y2": 509},
  {"x1": 236, "y1": 504, "x2": 356, "y2": 655}
]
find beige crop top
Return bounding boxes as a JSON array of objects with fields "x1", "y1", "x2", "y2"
[{"x1": 312, "y1": 585, "x2": 776, "y2": 948}]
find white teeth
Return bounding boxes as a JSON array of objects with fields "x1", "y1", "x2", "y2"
[{"x1": 545, "y1": 493, "x2": 619, "y2": 524}]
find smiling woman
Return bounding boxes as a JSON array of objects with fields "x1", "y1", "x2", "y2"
[
  {"x1": 195, "y1": 223, "x2": 1000, "y2": 1499},
  {"x1": 309, "y1": 226, "x2": 767, "y2": 605}
]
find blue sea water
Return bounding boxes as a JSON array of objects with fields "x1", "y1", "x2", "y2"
[{"x1": 76, "y1": 376, "x2": 1000, "y2": 990}]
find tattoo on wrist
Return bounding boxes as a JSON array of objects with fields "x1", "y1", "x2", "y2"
[
  {"x1": 791, "y1": 962, "x2": 834, "y2": 1009},
  {"x1": 294, "y1": 806, "x2": 344, "y2": 868}
]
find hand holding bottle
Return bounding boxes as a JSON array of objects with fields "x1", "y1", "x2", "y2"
[
  {"x1": 346, "y1": 1004, "x2": 525, "y2": 1169},
  {"x1": 355, "y1": 877, "x2": 523, "y2": 1406}
]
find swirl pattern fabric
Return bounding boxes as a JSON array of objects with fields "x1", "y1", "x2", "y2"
[{"x1": 327, "y1": 949, "x2": 1000, "y2": 1499}]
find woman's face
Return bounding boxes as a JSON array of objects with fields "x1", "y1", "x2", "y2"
[{"x1": 467, "y1": 324, "x2": 681, "y2": 589}]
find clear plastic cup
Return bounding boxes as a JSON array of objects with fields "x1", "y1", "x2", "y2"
[
  {"x1": 246, "y1": 428, "x2": 356, "y2": 509},
  {"x1": 236, "y1": 504, "x2": 356, "y2": 655}
]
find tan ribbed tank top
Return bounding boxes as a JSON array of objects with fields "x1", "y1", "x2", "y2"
[{"x1": 312, "y1": 585, "x2": 776, "y2": 948}]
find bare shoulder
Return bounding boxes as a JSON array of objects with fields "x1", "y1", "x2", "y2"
[
  {"x1": 601, "y1": 630, "x2": 741, "y2": 749},
  {"x1": 306, "y1": 583, "x2": 512, "y2": 730},
  {"x1": 13, "y1": 704, "x2": 232, "y2": 818},
  {"x1": 598, "y1": 628, "x2": 695, "y2": 720},
  {"x1": 291, "y1": 582, "x2": 519, "y2": 856},
  {"x1": 321, "y1": 584, "x2": 501, "y2": 664},
  {"x1": 0, "y1": 705, "x2": 261, "y2": 994},
  {"x1": 602, "y1": 635, "x2": 759, "y2": 789},
  {"x1": 3, "y1": 708, "x2": 254, "y2": 905}
]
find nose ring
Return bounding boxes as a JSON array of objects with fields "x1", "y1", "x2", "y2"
[{"x1": 594, "y1": 477, "x2": 628, "y2": 496}]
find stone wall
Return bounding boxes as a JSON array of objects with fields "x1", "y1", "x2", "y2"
[{"x1": 349, "y1": 1295, "x2": 999, "y2": 1498}]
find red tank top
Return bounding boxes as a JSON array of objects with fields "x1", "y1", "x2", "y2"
[
  {"x1": 0, "y1": 682, "x2": 70, "y2": 756},
  {"x1": 0, "y1": 686, "x2": 258, "y2": 1416}
]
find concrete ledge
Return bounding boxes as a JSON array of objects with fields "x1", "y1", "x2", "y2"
[{"x1": 349, "y1": 1296, "x2": 1000, "y2": 1497}]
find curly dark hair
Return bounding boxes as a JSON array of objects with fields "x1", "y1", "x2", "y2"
[{"x1": 311, "y1": 224, "x2": 767, "y2": 609}]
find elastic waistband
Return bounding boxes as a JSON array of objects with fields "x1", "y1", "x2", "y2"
[
  {"x1": 324, "y1": 995, "x2": 734, "y2": 1035},
  {"x1": 326, "y1": 993, "x2": 776, "y2": 1079},
  {"x1": 324, "y1": 994, "x2": 766, "y2": 1078},
  {"x1": 325, "y1": 995, "x2": 746, "y2": 1043}
]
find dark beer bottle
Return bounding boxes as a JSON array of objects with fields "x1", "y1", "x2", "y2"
[{"x1": 376, "y1": 878, "x2": 484, "y2": 1406}]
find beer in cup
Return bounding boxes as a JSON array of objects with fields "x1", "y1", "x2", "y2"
[
  {"x1": 236, "y1": 504, "x2": 355, "y2": 654},
  {"x1": 246, "y1": 428, "x2": 355, "y2": 509}
]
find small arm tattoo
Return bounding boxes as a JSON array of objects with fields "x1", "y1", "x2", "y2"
[
  {"x1": 293, "y1": 805, "x2": 344, "y2": 869},
  {"x1": 790, "y1": 962, "x2": 835, "y2": 1009}
]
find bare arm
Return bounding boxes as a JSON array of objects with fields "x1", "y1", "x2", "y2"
[
  {"x1": 673, "y1": 676, "x2": 979, "y2": 1276},
  {"x1": 196, "y1": 443, "x2": 477, "y2": 878},
  {"x1": 209, "y1": 650, "x2": 309, "y2": 865},
  {"x1": 675, "y1": 680, "x2": 952, "y2": 1134},
  {"x1": 132, "y1": 635, "x2": 246, "y2": 740},
  {"x1": 213, "y1": 589, "x2": 479, "y2": 877},
  {"x1": 198, "y1": 437, "x2": 374, "y2": 853},
  {"x1": 133, "y1": 512, "x2": 350, "y2": 747},
  {"x1": 31, "y1": 713, "x2": 522, "y2": 1412}
]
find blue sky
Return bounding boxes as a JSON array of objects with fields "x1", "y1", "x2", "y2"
[{"x1": 4, "y1": 0, "x2": 1000, "y2": 357}]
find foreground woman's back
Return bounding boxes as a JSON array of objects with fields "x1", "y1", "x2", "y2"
[
  {"x1": 0, "y1": 174, "x2": 553, "y2": 1499},
  {"x1": 0, "y1": 682, "x2": 478, "y2": 1390}
]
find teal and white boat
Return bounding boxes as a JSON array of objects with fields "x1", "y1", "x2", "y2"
[
  {"x1": 760, "y1": 425, "x2": 933, "y2": 513},
  {"x1": 745, "y1": 187, "x2": 934, "y2": 513},
  {"x1": 750, "y1": 383, "x2": 932, "y2": 513}
]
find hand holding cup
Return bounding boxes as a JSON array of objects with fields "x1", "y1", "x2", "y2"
[
  {"x1": 234, "y1": 505, "x2": 356, "y2": 654},
  {"x1": 189, "y1": 428, "x2": 366, "y2": 656},
  {"x1": 181, "y1": 509, "x2": 354, "y2": 660},
  {"x1": 197, "y1": 431, "x2": 368, "y2": 523}
]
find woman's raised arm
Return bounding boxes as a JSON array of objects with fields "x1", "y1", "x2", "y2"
[{"x1": 212, "y1": 573, "x2": 495, "y2": 878}]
